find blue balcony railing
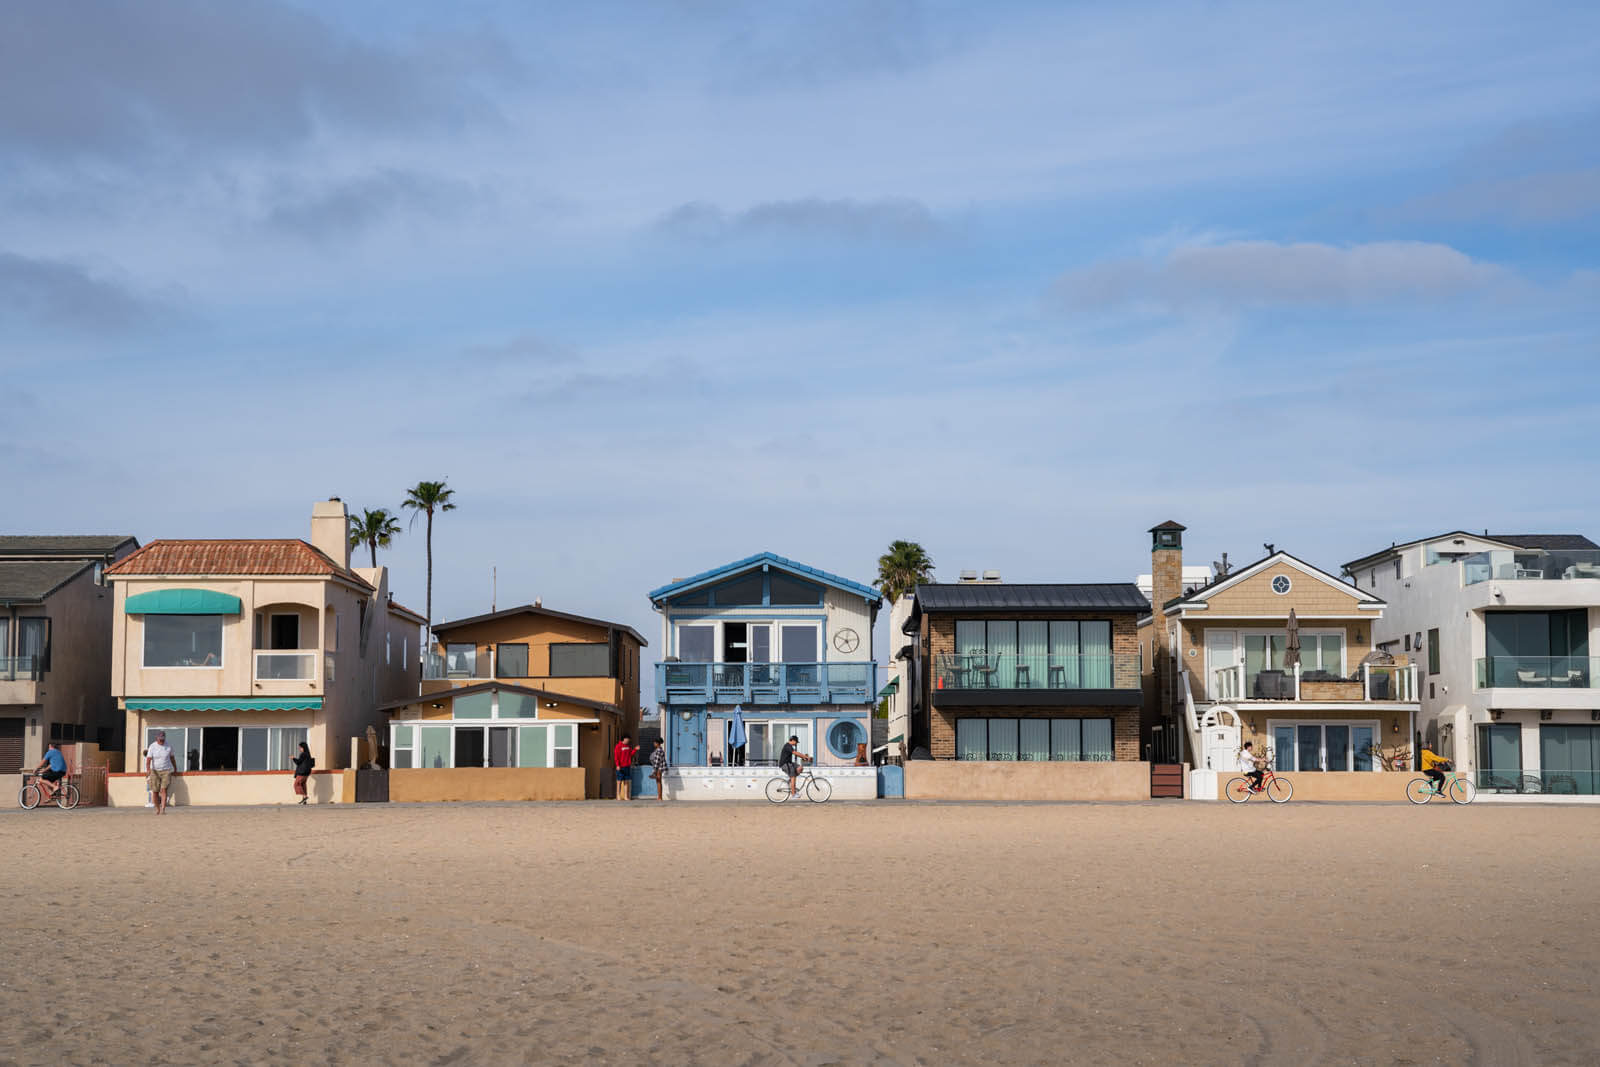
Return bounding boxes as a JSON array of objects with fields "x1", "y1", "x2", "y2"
[{"x1": 656, "y1": 661, "x2": 875, "y2": 705}]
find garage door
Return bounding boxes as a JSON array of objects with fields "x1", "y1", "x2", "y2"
[{"x1": 0, "y1": 717, "x2": 23, "y2": 773}]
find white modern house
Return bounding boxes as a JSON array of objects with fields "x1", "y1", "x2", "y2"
[{"x1": 1343, "y1": 532, "x2": 1600, "y2": 798}]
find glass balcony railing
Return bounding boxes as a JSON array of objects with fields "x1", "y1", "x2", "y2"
[
  {"x1": 1475, "y1": 656, "x2": 1600, "y2": 689},
  {"x1": 656, "y1": 661, "x2": 875, "y2": 704},
  {"x1": 1463, "y1": 549, "x2": 1600, "y2": 585},
  {"x1": 1475, "y1": 768, "x2": 1599, "y2": 796},
  {"x1": 254, "y1": 651, "x2": 317, "y2": 681},
  {"x1": 0, "y1": 656, "x2": 40, "y2": 681},
  {"x1": 934, "y1": 652, "x2": 1138, "y2": 691}
]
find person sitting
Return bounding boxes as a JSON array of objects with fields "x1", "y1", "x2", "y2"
[
  {"x1": 1239, "y1": 740, "x2": 1265, "y2": 792},
  {"x1": 779, "y1": 734, "x2": 810, "y2": 797},
  {"x1": 33, "y1": 741, "x2": 68, "y2": 802},
  {"x1": 1420, "y1": 746, "x2": 1451, "y2": 794}
]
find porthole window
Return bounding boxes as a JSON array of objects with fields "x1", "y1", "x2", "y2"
[
  {"x1": 1271, "y1": 575, "x2": 1292, "y2": 595},
  {"x1": 826, "y1": 719, "x2": 865, "y2": 760}
]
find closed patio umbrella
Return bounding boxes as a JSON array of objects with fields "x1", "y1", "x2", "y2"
[
  {"x1": 1284, "y1": 608, "x2": 1301, "y2": 670},
  {"x1": 728, "y1": 706, "x2": 748, "y2": 767}
]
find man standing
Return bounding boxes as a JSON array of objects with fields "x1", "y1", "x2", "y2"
[
  {"x1": 612, "y1": 733, "x2": 635, "y2": 802},
  {"x1": 146, "y1": 730, "x2": 176, "y2": 814},
  {"x1": 648, "y1": 737, "x2": 668, "y2": 801}
]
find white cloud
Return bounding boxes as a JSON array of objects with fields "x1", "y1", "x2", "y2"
[{"x1": 654, "y1": 197, "x2": 941, "y2": 243}]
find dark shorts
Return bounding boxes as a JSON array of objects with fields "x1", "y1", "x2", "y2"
[
  {"x1": 781, "y1": 762, "x2": 801, "y2": 779},
  {"x1": 616, "y1": 767, "x2": 631, "y2": 782},
  {"x1": 41, "y1": 767, "x2": 66, "y2": 783}
]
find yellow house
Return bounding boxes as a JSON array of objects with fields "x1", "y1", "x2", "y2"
[
  {"x1": 375, "y1": 603, "x2": 646, "y2": 800},
  {"x1": 1140, "y1": 522, "x2": 1421, "y2": 801}
]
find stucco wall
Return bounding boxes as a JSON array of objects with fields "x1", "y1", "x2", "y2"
[
  {"x1": 107, "y1": 769, "x2": 341, "y2": 807},
  {"x1": 13, "y1": 564, "x2": 123, "y2": 766},
  {"x1": 388, "y1": 766, "x2": 585, "y2": 802},
  {"x1": 904, "y1": 759, "x2": 1149, "y2": 801}
]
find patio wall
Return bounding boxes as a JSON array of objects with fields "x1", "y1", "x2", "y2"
[
  {"x1": 388, "y1": 766, "x2": 584, "y2": 802},
  {"x1": 663, "y1": 766, "x2": 877, "y2": 801},
  {"x1": 107, "y1": 769, "x2": 342, "y2": 807},
  {"x1": 904, "y1": 760, "x2": 1148, "y2": 801}
]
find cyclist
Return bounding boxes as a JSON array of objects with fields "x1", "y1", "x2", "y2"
[
  {"x1": 1239, "y1": 740, "x2": 1265, "y2": 792},
  {"x1": 779, "y1": 734, "x2": 809, "y2": 798},
  {"x1": 33, "y1": 740, "x2": 68, "y2": 803},
  {"x1": 1420, "y1": 745, "x2": 1451, "y2": 795}
]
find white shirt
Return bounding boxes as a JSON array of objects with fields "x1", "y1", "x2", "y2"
[
  {"x1": 147, "y1": 741, "x2": 175, "y2": 772},
  {"x1": 1240, "y1": 749, "x2": 1259, "y2": 770}
]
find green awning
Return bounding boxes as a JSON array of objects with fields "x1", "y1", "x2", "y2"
[
  {"x1": 126, "y1": 698, "x2": 322, "y2": 713},
  {"x1": 877, "y1": 677, "x2": 899, "y2": 697},
  {"x1": 125, "y1": 589, "x2": 242, "y2": 615}
]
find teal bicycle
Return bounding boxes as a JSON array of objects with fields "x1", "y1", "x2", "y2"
[{"x1": 1406, "y1": 769, "x2": 1475, "y2": 805}]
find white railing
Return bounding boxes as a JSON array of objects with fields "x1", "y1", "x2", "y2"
[
  {"x1": 1208, "y1": 662, "x2": 1416, "y2": 702},
  {"x1": 1212, "y1": 664, "x2": 1244, "y2": 701},
  {"x1": 255, "y1": 650, "x2": 317, "y2": 681}
]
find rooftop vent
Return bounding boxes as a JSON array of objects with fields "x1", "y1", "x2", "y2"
[
  {"x1": 982, "y1": 570, "x2": 1002, "y2": 582},
  {"x1": 958, "y1": 570, "x2": 979, "y2": 582}
]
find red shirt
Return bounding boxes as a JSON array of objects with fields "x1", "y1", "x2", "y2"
[{"x1": 613, "y1": 741, "x2": 634, "y2": 769}]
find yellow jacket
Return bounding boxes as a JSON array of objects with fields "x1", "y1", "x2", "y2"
[{"x1": 1421, "y1": 749, "x2": 1449, "y2": 771}]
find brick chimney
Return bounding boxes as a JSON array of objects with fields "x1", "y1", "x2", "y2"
[
  {"x1": 311, "y1": 497, "x2": 350, "y2": 569},
  {"x1": 1149, "y1": 520, "x2": 1185, "y2": 613}
]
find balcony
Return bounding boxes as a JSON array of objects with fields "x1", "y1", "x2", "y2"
[
  {"x1": 424, "y1": 652, "x2": 489, "y2": 681},
  {"x1": 1464, "y1": 549, "x2": 1600, "y2": 585},
  {"x1": 1209, "y1": 662, "x2": 1417, "y2": 703},
  {"x1": 1476, "y1": 657, "x2": 1599, "y2": 689},
  {"x1": 1475, "y1": 768, "x2": 1599, "y2": 796},
  {"x1": 931, "y1": 652, "x2": 1140, "y2": 707},
  {"x1": 254, "y1": 650, "x2": 317, "y2": 682},
  {"x1": 657, "y1": 661, "x2": 875, "y2": 705},
  {"x1": 0, "y1": 656, "x2": 40, "y2": 703}
]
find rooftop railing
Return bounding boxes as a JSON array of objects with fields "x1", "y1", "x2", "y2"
[
  {"x1": 1463, "y1": 549, "x2": 1600, "y2": 585},
  {"x1": 1475, "y1": 656, "x2": 1600, "y2": 689},
  {"x1": 932, "y1": 652, "x2": 1138, "y2": 690}
]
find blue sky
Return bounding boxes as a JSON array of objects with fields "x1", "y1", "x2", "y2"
[{"x1": 4, "y1": 0, "x2": 1598, "y2": 662}]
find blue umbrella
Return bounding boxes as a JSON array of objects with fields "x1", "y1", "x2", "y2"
[{"x1": 728, "y1": 705, "x2": 748, "y2": 750}]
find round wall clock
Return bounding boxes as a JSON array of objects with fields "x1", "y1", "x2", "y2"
[{"x1": 833, "y1": 628, "x2": 860, "y2": 653}]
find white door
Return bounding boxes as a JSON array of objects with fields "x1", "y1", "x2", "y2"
[
  {"x1": 1206, "y1": 723, "x2": 1243, "y2": 771},
  {"x1": 1205, "y1": 630, "x2": 1239, "y2": 695}
]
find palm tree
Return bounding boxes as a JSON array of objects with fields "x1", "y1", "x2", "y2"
[
  {"x1": 402, "y1": 480, "x2": 456, "y2": 643},
  {"x1": 876, "y1": 540, "x2": 934, "y2": 603},
  {"x1": 348, "y1": 507, "x2": 401, "y2": 568}
]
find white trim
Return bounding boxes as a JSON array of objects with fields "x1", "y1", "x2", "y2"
[
  {"x1": 1165, "y1": 552, "x2": 1383, "y2": 614},
  {"x1": 140, "y1": 614, "x2": 226, "y2": 670},
  {"x1": 1169, "y1": 614, "x2": 1379, "y2": 621}
]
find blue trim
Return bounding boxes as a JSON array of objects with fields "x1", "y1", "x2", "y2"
[
  {"x1": 649, "y1": 552, "x2": 880, "y2": 605},
  {"x1": 669, "y1": 615, "x2": 827, "y2": 659}
]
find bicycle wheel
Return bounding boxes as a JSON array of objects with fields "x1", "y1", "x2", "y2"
[
  {"x1": 805, "y1": 775, "x2": 832, "y2": 803},
  {"x1": 1448, "y1": 777, "x2": 1476, "y2": 805},
  {"x1": 1405, "y1": 778, "x2": 1435, "y2": 805},
  {"x1": 1265, "y1": 776, "x2": 1293, "y2": 803},
  {"x1": 57, "y1": 783, "x2": 80, "y2": 810},
  {"x1": 19, "y1": 784, "x2": 41, "y2": 810},
  {"x1": 764, "y1": 777, "x2": 791, "y2": 803},
  {"x1": 1224, "y1": 777, "x2": 1252, "y2": 804}
]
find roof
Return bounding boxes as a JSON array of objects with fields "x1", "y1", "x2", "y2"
[
  {"x1": 0, "y1": 535, "x2": 137, "y2": 558},
  {"x1": 1342, "y1": 531, "x2": 1520, "y2": 571},
  {"x1": 386, "y1": 599, "x2": 427, "y2": 624},
  {"x1": 375, "y1": 681, "x2": 620, "y2": 717},
  {"x1": 0, "y1": 559, "x2": 95, "y2": 601},
  {"x1": 1148, "y1": 520, "x2": 1186, "y2": 532},
  {"x1": 1488, "y1": 534, "x2": 1600, "y2": 551},
  {"x1": 432, "y1": 603, "x2": 647, "y2": 646},
  {"x1": 1158, "y1": 551, "x2": 1382, "y2": 614},
  {"x1": 106, "y1": 540, "x2": 372, "y2": 588},
  {"x1": 913, "y1": 583, "x2": 1150, "y2": 612},
  {"x1": 648, "y1": 551, "x2": 880, "y2": 605}
]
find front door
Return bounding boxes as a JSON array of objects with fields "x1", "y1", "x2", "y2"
[{"x1": 670, "y1": 710, "x2": 707, "y2": 766}]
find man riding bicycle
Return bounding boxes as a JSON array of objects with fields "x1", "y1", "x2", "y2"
[
  {"x1": 32, "y1": 741, "x2": 68, "y2": 803},
  {"x1": 779, "y1": 734, "x2": 810, "y2": 798},
  {"x1": 1420, "y1": 746, "x2": 1451, "y2": 794},
  {"x1": 1239, "y1": 740, "x2": 1265, "y2": 792}
]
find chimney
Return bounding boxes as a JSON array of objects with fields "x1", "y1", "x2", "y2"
[
  {"x1": 1149, "y1": 521, "x2": 1186, "y2": 612},
  {"x1": 311, "y1": 497, "x2": 350, "y2": 569}
]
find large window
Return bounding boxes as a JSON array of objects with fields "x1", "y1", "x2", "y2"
[
  {"x1": 1539, "y1": 725, "x2": 1600, "y2": 796},
  {"x1": 1483, "y1": 610, "x2": 1590, "y2": 686},
  {"x1": 496, "y1": 643, "x2": 529, "y2": 678},
  {"x1": 955, "y1": 717, "x2": 1114, "y2": 761},
  {"x1": 779, "y1": 625, "x2": 818, "y2": 663},
  {"x1": 550, "y1": 642, "x2": 609, "y2": 677},
  {"x1": 17, "y1": 617, "x2": 48, "y2": 671},
  {"x1": 677, "y1": 625, "x2": 715, "y2": 662},
  {"x1": 952, "y1": 619, "x2": 1113, "y2": 688},
  {"x1": 391, "y1": 721, "x2": 578, "y2": 769},
  {"x1": 1269, "y1": 721, "x2": 1377, "y2": 772},
  {"x1": 145, "y1": 725, "x2": 306, "y2": 772},
  {"x1": 444, "y1": 643, "x2": 478, "y2": 677},
  {"x1": 143, "y1": 615, "x2": 223, "y2": 668}
]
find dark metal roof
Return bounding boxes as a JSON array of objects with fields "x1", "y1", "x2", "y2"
[
  {"x1": 0, "y1": 559, "x2": 95, "y2": 601},
  {"x1": 0, "y1": 535, "x2": 137, "y2": 558},
  {"x1": 1148, "y1": 520, "x2": 1186, "y2": 532},
  {"x1": 1488, "y1": 534, "x2": 1600, "y2": 551},
  {"x1": 432, "y1": 603, "x2": 648, "y2": 646},
  {"x1": 913, "y1": 583, "x2": 1150, "y2": 612}
]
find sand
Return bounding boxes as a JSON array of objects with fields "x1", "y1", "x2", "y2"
[{"x1": 2, "y1": 799, "x2": 1597, "y2": 1066}]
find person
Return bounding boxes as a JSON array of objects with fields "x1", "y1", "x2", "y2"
[
  {"x1": 291, "y1": 741, "x2": 315, "y2": 805},
  {"x1": 648, "y1": 737, "x2": 668, "y2": 801},
  {"x1": 146, "y1": 730, "x2": 176, "y2": 814},
  {"x1": 779, "y1": 734, "x2": 810, "y2": 798},
  {"x1": 1420, "y1": 745, "x2": 1451, "y2": 794},
  {"x1": 612, "y1": 733, "x2": 635, "y2": 802},
  {"x1": 32, "y1": 740, "x2": 69, "y2": 804},
  {"x1": 1239, "y1": 740, "x2": 1265, "y2": 792}
]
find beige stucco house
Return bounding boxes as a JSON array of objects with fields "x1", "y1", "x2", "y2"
[{"x1": 104, "y1": 499, "x2": 424, "y2": 806}]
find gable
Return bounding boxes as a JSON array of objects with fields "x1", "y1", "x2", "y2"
[
  {"x1": 1200, "y1": 561, "x2": 1373, "y2": 617},
  {"x1": 649, "y1": 552, "x2": 876, "y2": 607}
]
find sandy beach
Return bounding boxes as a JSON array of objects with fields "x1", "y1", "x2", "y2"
[{"x1": 2, "y1": 800, "x2": 1596, "y2": 1065}]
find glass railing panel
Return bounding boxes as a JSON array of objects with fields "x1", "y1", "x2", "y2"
[
  {"x1": 1465, "y1": 548, "x2": 1600, "y2": 584},
  {"x1": 1474, "y1": 656, "x2": 1600, "y2": 688},
  {"x1": 1474, "y1": 768, "x2": 1599, "y2": 795},
  {"x1": 0, "y1": 656, "x2": 40, "y2": 681},
  {"x1": 934, "y1": 652, "x2": 1135, "y2": 690},
  {"x1": 254, "y1": 651, "x2": 316, "y2": 681}
]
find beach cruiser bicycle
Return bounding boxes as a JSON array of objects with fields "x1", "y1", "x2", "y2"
[
  {"x1": 19, "y1": 772, "x2": 80, "y2": 810},
  {"x1": 765, "y1": 760, "x2": 832, "y2": 804},
  {"x1": 1406, "y1": 767, "x2": 1476, "y2": 805},
  {"x1": 1225, "y1": 767, "x2": 1293, "y2": 804}
]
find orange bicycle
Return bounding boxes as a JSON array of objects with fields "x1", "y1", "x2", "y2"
[{"x1": 1225, "y1": 767, "x2": 1293, "y2": 804}]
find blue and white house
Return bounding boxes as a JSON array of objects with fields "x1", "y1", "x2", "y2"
[{"x1": 649, "y1": 552, "x2": 881, "y2": 800}]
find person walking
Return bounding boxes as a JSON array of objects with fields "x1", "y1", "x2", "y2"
[
  {"x1": 291, "y1": 741, "x2": 315, "y2": 805},
  {"x1": 612, "y1": 733, "x2": 635, "y2": 801},
  {"x1": 648, "y1": 737, "x2": 668, "y2": 801},
  {"x1": 146, "y1": 730, "x2": 176, "y2": 814}
]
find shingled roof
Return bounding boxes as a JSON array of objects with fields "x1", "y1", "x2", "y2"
[
  {"x1": 1488, "y1": 534, "x2": 1600, "y2": 551},
  {"x1": 106, "y1": 540, "x2": 372, "y2": 588},
  {"x1": 0, "y1": 535, "x2": 137, "y2": 558},
  {"x1": 0, "y1": 560, "x2": 96, "y2": 601}
]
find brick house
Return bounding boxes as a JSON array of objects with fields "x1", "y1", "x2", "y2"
[{"x1": 902, "y1": 578, "x2": 1148, "y2": 762}]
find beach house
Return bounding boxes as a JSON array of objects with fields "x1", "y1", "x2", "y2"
[
  {"x1": 104, "y1": 499, "x2": 424, "y2": 806},
  {"x1": 1141, "y1": 522, "x2": 1421, "y2": 801},
  {"x1": 1342, "y1": 531, "x2": 1600, "y2": 798},
  {"x1": 649, "y1": 552, "x2": 880, "y2": 800},
  {"x1": 375, "y1": 603, "x2": 646, "y2": 801}
]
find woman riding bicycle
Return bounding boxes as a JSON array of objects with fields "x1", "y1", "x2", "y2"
[{"x1": 1420, "y1": 746, "x2": 1451, "y2": 794}]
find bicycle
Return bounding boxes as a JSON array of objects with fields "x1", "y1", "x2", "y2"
[
  {"x1": 1406, "y1": 769, "x2": 1476, "y2": 805},
  {"x1": 19, "y1": 772, "x2": 80, "y2": 810},
  {"x1": 1225, "y1": 767, "x2": 1293, "y2": 804},
  {"x1": 765, "y1": 761, "x2": 832, "y2": 803}
]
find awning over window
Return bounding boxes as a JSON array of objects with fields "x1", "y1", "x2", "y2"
[
  {"x1": 126, "y1": 698, "x2": 322, "y2": 713},
  {"x1": 125, "y1": 589, "x2": 243, "y2": 615},
  {"x1": 877, "y1": 678, "x2": 899, "y2": 698}
]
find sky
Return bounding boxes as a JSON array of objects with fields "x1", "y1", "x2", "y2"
[{"x1": 4, "y1": 0, "x2": 1598, "y2": 673}]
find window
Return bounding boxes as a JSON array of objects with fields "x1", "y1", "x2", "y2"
[
  {"x1": 1404, "y1": 634, "x2": 1411, "y2": 652},
  {"x1": 1539, "y1": 725, "x2": 1600, "y2": 796},
  {"x1": 551, "y1": 642, "x2": 609, "y2": 677},
  {"x1": 952, "y1": 618, "x2": 1113, "y2": 688},
  {"x1": 17, "y1": 617, "x2": 49, "y2": 671},
  {"x1": 146, "y1": 725, "x2": 305, "y2": 772},
  {"x1": 143, "y1": 615, "x2": 223, "y2": 668},
  {"x1": 780, "y1": 625, "x2": 818, "y2": 663},
  {"x1": 50, "y1": 722, "x2": 86, "y2": 742},
  {"x1": 955, "y1": 717, "x2": 1114, "y2": 761},
  {"x1": 1298, "y1": 634, "x2": 1346, "y2": 675},
  {"x1": 496, "y1": 643, "x2": 529, "y2": 678},
  {"x1": 746, "y1": 721, "x2": 812, "y2": 763},
  {"x1": 1271, "y1": 575, "x2": 1292, "y2": 595},
  {"x1": 1269, "y1": 721, "x2": 1377, "y2": 772},
  {"x1": 1394, "y1": 560, "x2": 1402, "y2": 580},
  {"x1": 393, "y1": 721, "x2": 578, "y2": 769},
  {"x1": 386, "y1": 632, "x2": 392, "y2": 665},
  {"x1": 677, "y1": 625, "x2": 714, "y2": 662},
  {"x1": 327, "y1": 611, "x2": 338, "y2": 652},
  {"x1": 1484, "y1": 610, "x2": 1589, "y2": 687},
  {"x1": 1427, "y1": 629, "x2": 1440, "y2": 676},
  {"x1": 269, "y1": 613, "x2": 300, "y2": 650},
  {"x1": 445, "y1": 643, "x2": 478, "y2": 677},
  {"x1": 710, "y1": 573, "x2": 764, "y2": 605},
  {"x1": 770, "y1": 573, "x2": 823, "y2": 605}
]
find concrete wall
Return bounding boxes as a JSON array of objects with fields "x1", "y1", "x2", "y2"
[
  {"x1": 905, "y1": 759, "x2": 1149, "y2": 801},
  {"x1": 388, "y1": 766, "x2": 585, "y2": 802},
  {"x1": 107, "y1": 769, "x2": 342, "y2": 807},
  {"x1": 664, "y1": 766, "x2": 877, "y2": 801}
]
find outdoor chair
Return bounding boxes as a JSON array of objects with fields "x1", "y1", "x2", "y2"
[{"x1": 1515, "y1": 668, "x2": 1547, "y2": 685}]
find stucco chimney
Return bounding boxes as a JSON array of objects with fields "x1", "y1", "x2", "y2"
[{"x1": 311, "y1": 498, "x2": 350, "y2": 569}]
